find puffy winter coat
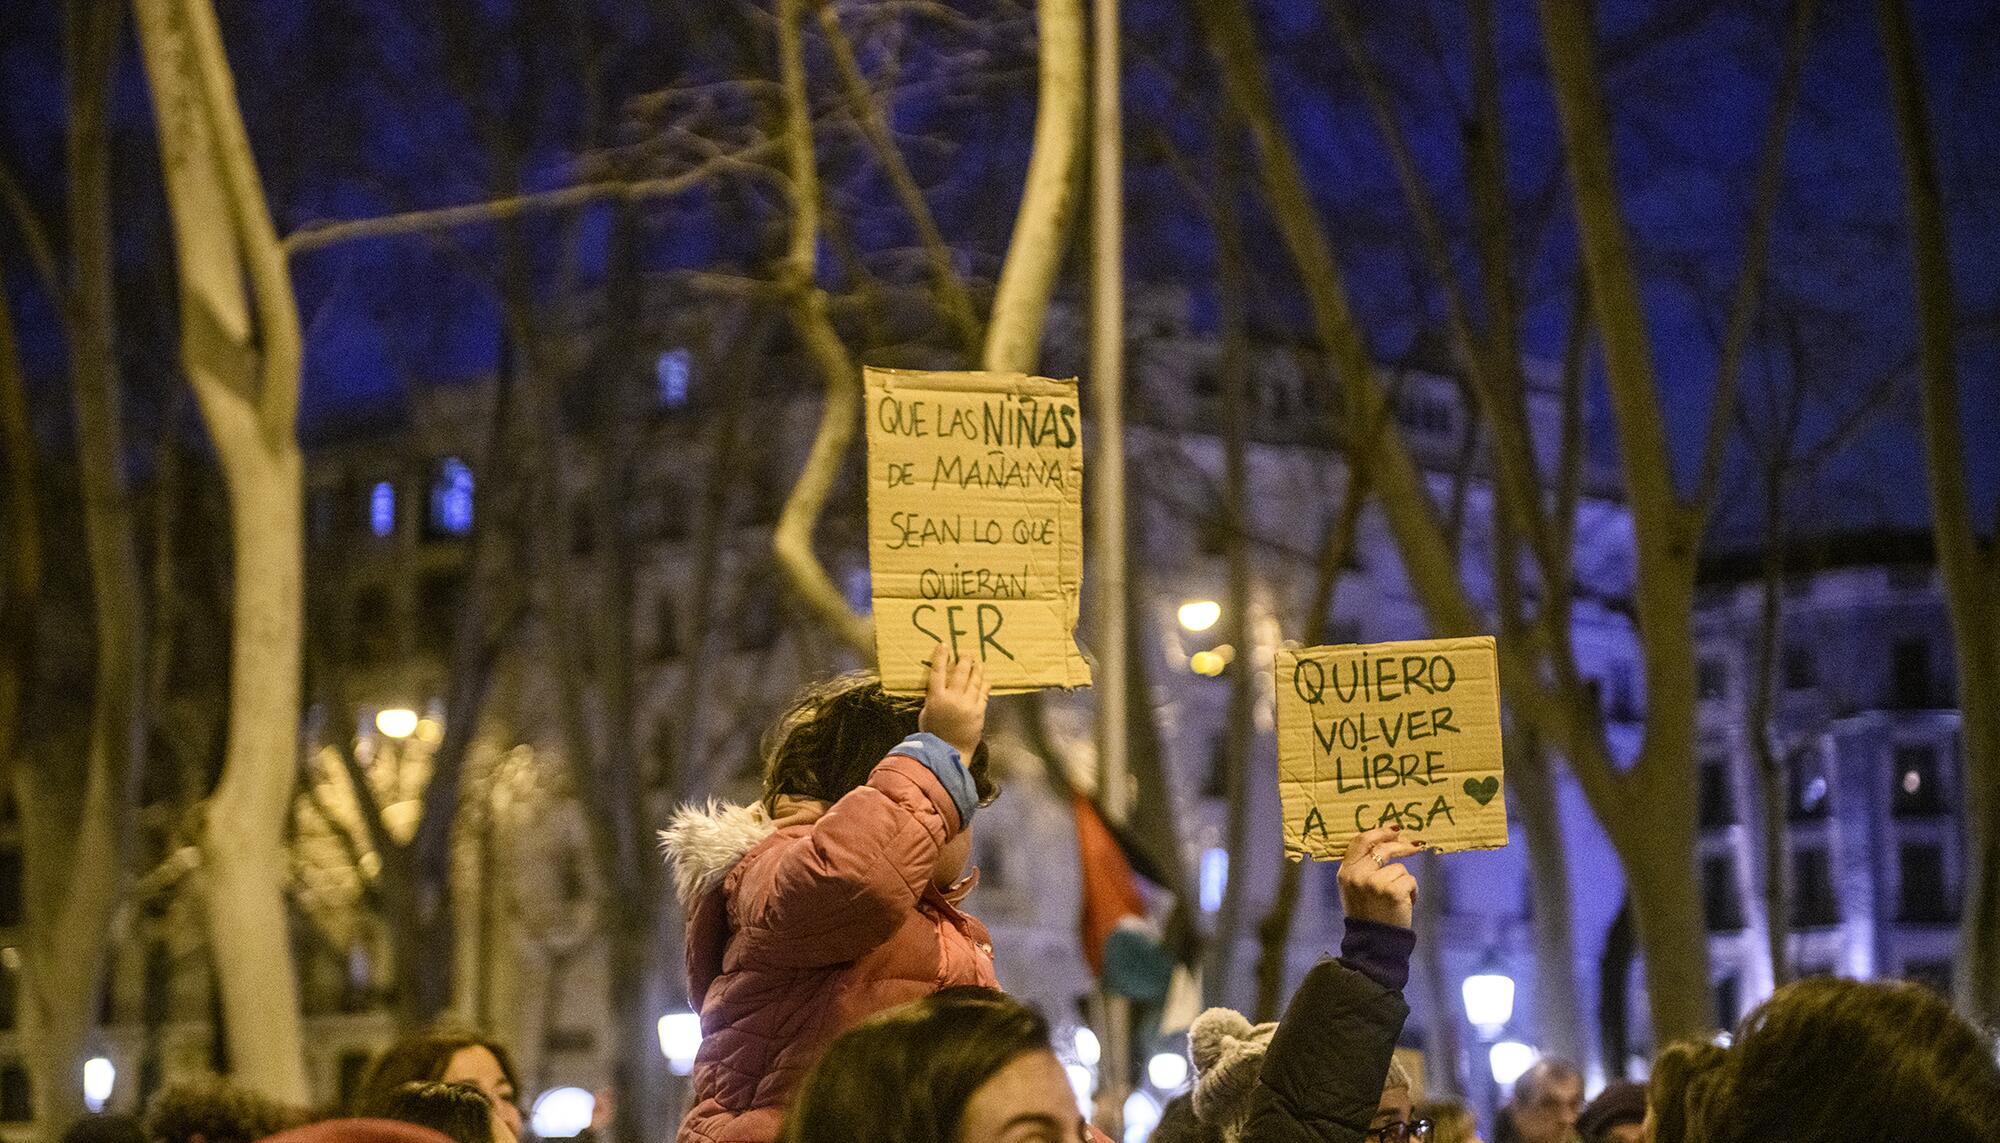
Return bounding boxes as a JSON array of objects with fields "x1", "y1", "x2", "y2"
[
  {"x1": 661, "y1": 752, "x2": 998, "y2": 1143},
  {"x1": 1241, "y1": 957, "x2": 1410, "y2": 1142}
]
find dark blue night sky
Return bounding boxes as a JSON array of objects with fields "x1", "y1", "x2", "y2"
[{"x1": 2, "y1": 0, "x2": 1996, "y2": 540}]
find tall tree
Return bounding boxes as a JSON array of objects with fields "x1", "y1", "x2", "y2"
[
  {"x1": 1, "y1": 1, "x2": 147, "y2": 1129},
  {"x1": 1877, "y1": 0, "x2": 2000, "y2": 1023},
  {"x1": 1205, "y1": 0, "x2": 1817, "y2": 1041},
  {"x1": 132, "y1": 0, "x2": 311, "y2": 1100}
]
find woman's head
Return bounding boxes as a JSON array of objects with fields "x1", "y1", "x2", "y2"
[
  {"x1": 1415, "y1": 1098, "x2": 1480, "y2": 1143},
  {"x1": 760, "y1": 672, "x2": 995, "y2": 814},
  {"x1": 375, "y1": 1084, "x2": 494, "y2": 1143},
  {"x1": 352, "y1": 1032, "x2": 521, "y2": 1141},
  {"x1": 779, "y1": 987, "x2": 1082, "y2": 1143},
  {"x1": 1648, "y1": 976, "x2": 2000, "y2": 1143}
]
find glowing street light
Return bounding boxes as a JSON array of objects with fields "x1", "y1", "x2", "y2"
[
  {"x1": 658, "y1": 1011, "x2": 703, "y2": 1076},
  {"x1": 530, "y1": 1088, "x2": 594, "y2": 1139},
  {"x1": 1146, "y1": 1051, "x2": 1189, "y2": 1091},
  {"x1": 375, "y1": 708, "x2": 420, "y2": 739},
  {"x1": 1072, "y1": 1026, "x2": 1102, "y2": 1068},
  {"x1": 1461, "y1": 967, "x2": 1516, "y2": 1039},
  {"x1": 83, "y1": 1057, "x2": 114, "y2": 1113},
  {"x1": 1177, "y1": 600, "x2": 1221, "y2": 633},
  {"x1": 1489, "y1": 1040, "x2": 1538, "y2": 1087}
]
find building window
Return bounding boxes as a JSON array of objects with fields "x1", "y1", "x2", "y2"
[
  {"x1": 652, "y1": 597, "x2": 680, "y2": 662},
  {"x1": 1888, "y1": 563, "x2": 1930, "y2": 590},
  {"x1": 425, "y1": 458, "x2": 475, "y2": 538},
  {"x1": 1715, "y1": 974, "x2": 1742, "y2": 1030},
  {"x1": 1608, "y1": 664, "x2": 1640, "y2": 723},
  {"x1": 1791, "y1": 848, "x2": 1839, "y2": 928},
  {"x1": 1904, "y1": 959, "x2": 1953, "y2": 997},
  {"x1": 656, "y1": 348, "x2": 693, "y2": 409},
  {"x1": 369, "y1": 481, "x2": 397, "y2": 539},
  {"x1": 307, "y1": 486, "x2": 338, "y2": 546},
  {"x1": 336, "y1": 1050, "x2": 373, "y2": 1111},
  {"x1": 1702, "y1": 856, "x2": 1744, "y2": 931},
  {"x1": 416, "y1": 572, "x2": 468, "y2": 656},
  {"x1": 1898, "y1": 844, "x2": 1953, "y2": 923},
  {"x1": 1788, "y1": 759, "x2": 1830, "y2": 821},
  {"x1": 1893, "y1": 743, "x2": 1945, "y2": 816},
  {"x1": 0, "y1": 848, "x2": 19, "y2": 927},
  {"x1": 1697, "y1": 657, "x2": 1728, "y2": 702},
  {"x1": 1782, "y1": 643, "x2": 1816, "y2": 690},
  {"x1": 1200, "y1": 847, "x2": 1228, "y2": 913},
  {"x1": 0, "y1": 949, "x2": 16, "y2": 1031},
  {"x1": 1698, "y1": 759, "x2": 1736, "y2": 828},
  {"x1": 0, "y1": 1061, "x2": 30, "y2": 1122},
  {"x1": 735, "y1": 579, "x2": 782, "y2": 652},
  {"x1": 349, "y1": 586, "x2": 397, "y2": 666},
  {"x1": 1394, "y1": 392, "x2": 1454, "y2": 436},
  {"x1": 570, "y1": 502, "x2": 597, "y2": 556},
  {"x1": 1891, "y1": 637, "x2": 1932, "y2": 709}
]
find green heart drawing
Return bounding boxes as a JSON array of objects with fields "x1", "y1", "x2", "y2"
[{"x1": 1464, "y1": 776, "x2": 1500, "y2": 807}]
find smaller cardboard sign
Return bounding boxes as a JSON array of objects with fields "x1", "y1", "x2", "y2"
[
  {"x1": 1275, "y1": 636, "x2": 1508, "y2": 859},
  {"x1": 865, "y1": 366, "x2": 1093, "y2": 695}
]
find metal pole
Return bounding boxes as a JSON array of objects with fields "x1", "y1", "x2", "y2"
[{"x1": 1088, "y1": 0, "x2": 1129, "y2": 1131}]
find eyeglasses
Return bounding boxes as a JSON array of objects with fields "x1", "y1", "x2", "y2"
[{"x1": 1365, "y1": 1120, "x2": 1433, "y2": 1142}]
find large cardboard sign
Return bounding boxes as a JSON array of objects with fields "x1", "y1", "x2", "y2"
[
  {"x1": 1275, "y1": 636, "x2": 1508, "y2": 859},
  {"x1": 865, "y1": 367, "x2": 1092, "y2": 695}
]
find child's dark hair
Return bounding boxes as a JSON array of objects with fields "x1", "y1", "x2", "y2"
[
  {"x1": 761, "y1": 671, "x2": 995, "y2": 815},
  {"x1": 376, "y1": 1083, "x2": 495, "y2": 1143}
]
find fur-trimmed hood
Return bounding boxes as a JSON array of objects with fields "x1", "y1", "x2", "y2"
[{"x1": 659, "y1": 801, "x2": 775, "y2": 910}]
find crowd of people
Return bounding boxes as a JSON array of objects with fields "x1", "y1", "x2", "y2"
[{"x1": 57, "y1": 649, "x2": 2000, "y2": 1142}]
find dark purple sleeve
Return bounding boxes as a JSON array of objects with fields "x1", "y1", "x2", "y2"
[{"x1": 1339, "y1": 918, "x2": 1416, "y2": 995}]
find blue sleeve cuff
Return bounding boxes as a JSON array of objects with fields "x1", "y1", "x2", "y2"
[
  {"x1": 1339, "y1": 918, "x2": 1416, "y2": 995},
  {"x1": 890, "y1": 732, "x2": 977, "y2": 830}
]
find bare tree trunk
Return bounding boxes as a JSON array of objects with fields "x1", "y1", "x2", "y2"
[
  {"x1": 1746, "y1": 479, "x2": 1793, "y2": 987},
  {"x1": 22, "y1": 3, "x2": 144, "y2": 1131},
  {"x1": 1508, "y1": 730, "x2": 1586, "y2": 1070},
  {"x1": 133, "y1": 0, "x2": 311, "y2": 1101},
  {"x1": 1413, "y1": 850, "x2": 1464, "y2": 1098},
  {"x1": 1876, "y1": 0, "x2": 2000, "y2": 1023}
]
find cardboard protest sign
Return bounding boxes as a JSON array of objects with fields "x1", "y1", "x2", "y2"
[
  {"x1": 865, "y1": 367, "x2": 1093, "y2": 695},
  {"x1": 1275, "y1": 636, "x2": 1508, "y2": 859}
]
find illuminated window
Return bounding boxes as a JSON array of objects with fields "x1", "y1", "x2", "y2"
[
  {"x1": 1893, "y1": 744, "x2": 1944, "y2": 816},
  {"x1": 426, "y1": 458, "x2": 474, "y2": 538},
  {"x1": 657, "y1": 348, "x2": 692, "y2": 409},
  {"x1": 369, "y1": 481, "x2": 397, "y2": 538}
]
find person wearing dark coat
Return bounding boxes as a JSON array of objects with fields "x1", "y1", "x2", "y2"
[{"x1": 1181, "y1": 824, "x2": 1425, "y2": 1143}]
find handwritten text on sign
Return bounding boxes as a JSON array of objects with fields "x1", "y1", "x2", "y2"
[
  {"x1": 865, "y1": 367, "x2": 1092, "y2": 695},
  {"x1": 1275, "y1": 636, "x2": 1508, "y2": 859}
]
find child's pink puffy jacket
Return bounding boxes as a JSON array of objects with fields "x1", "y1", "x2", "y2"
[{"x1": 661, "y1": 752, "x2": 998, "y2": 1143}]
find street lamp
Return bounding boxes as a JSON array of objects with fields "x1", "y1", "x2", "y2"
[
  {"x1": 530, "y1": 1088, "x2": 593, "y2": 1139},
  {"x1": 1461, "y1": 965, "x2": 1516, "y2": 1039},
  {"x1": 1177, "y1": 600, "x2": 1221, "y2": 632},
  {"x1": 658, "y1": 1011, "x2": 703, "y2": 1077},
  {"x1": 1146, "y1": 1051, "x2": 1189, "y2": 1091},
  {"x1": 83, "y1": 1057, "x2": 114, "y2": 1113},
  {"x1": 376, "y1": 707, "x2": 420, "y2": 739},
  {"x1": 1489, "y1": 1040, "x2": 1538, "y2": 1087}
]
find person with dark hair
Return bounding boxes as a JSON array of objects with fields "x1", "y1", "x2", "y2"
[
  {"x1": 1176, "y1": 825, "x2": 1427, "y2": 1143},
  {"x1": 61, "y1": 1113, "x2": 147, "y2": 1143},
  {"x1": 144, "y1": 1078, "x2": 311, "y2": 1143},
  {"x1": 350, "y1": 1032, "x2": 521, "y2": 1142},
  {"x1": 777, "y1": 987, "x2": 1086, "y2": 1143},
  {"x1": 1493, "y1": 1060, "x2": 1583, "y2": 1143},
  {"x1": 1572, "y1": 1082, "x2": 1643, "y2": 1143},
  {"x1": 374, "y1": 1083, "x2": 496, "y2": 1143},
  {"x1": 662, "y1": 649, "x2": 997, "y2": 1143},
  {"x1": 1648, "y1": 976, "x2": 2000, "y2": 1143}
]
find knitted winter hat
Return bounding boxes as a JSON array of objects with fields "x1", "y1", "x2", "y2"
[{"x1": 1188, "y1": 1007, "x2": 1279, "y2": 1140}]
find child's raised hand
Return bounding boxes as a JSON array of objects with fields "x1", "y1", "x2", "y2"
[
  {"x1": 1337, "y1": 825, "x2": 1423, "y2": 929},
  {"x1": 919, "y1": 644, "x2": 989, "y2": 757}
]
